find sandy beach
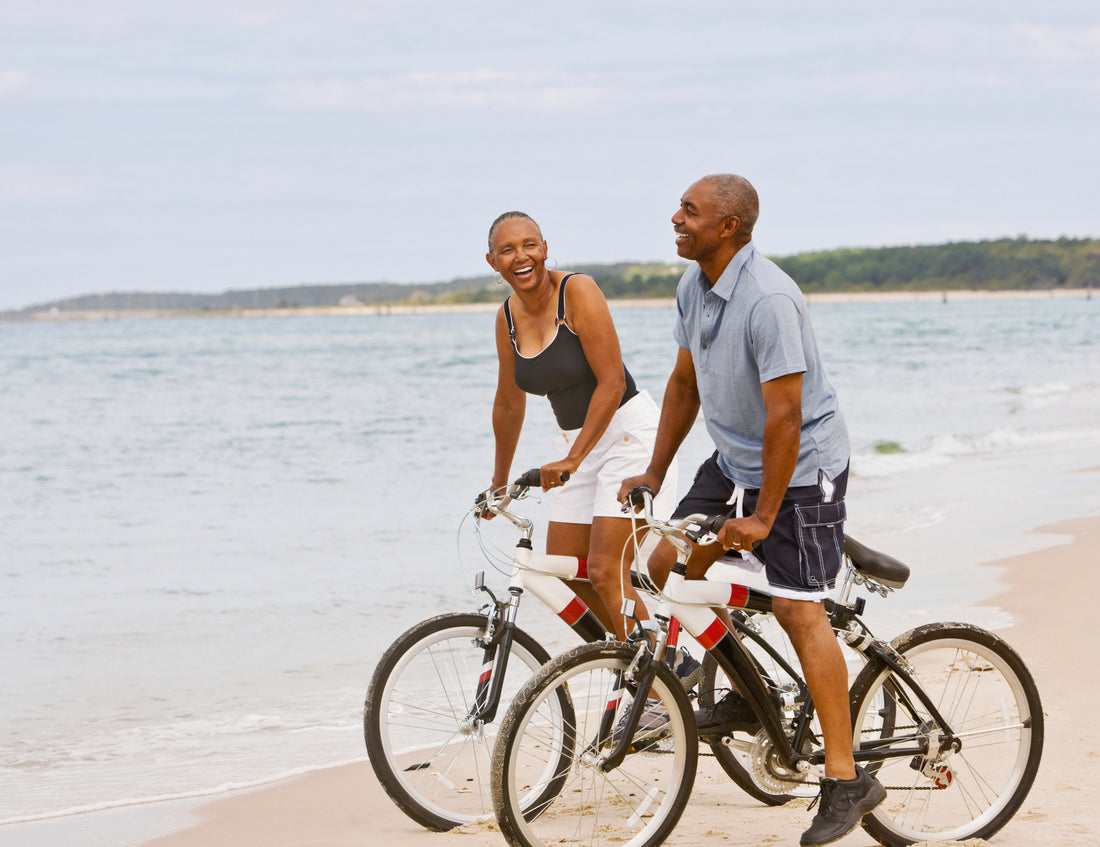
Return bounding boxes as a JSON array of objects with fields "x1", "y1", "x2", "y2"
[{"x1": 4, "y1": 512, "x2": 1091, "y2": 847}]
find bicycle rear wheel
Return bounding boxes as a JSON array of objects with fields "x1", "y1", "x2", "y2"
[
  {"x1": 850, "y1": 622, "x2": 1043, "y2": 847},
  {"x1": 364, "y1": 612, "x2": 561, "y2": 831},
  {"x1": 492, "y1": 642, "x2": 697, "y2": 847}
]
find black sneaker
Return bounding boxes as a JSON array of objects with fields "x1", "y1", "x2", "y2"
[
  {"x1": 800, "y1": 766, "x2": 887, "y2": 847},
  {"x1": 694, "y1": 690, "x2": 762, "y2": 738}
]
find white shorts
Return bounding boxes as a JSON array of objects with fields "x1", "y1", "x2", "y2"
[{"x1": 549, "y1": 391, "x2": 678, "y2": 524}]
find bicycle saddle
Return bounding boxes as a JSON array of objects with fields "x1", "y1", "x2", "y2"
[{"x1": 843, "y1": 536, "x2": 910, "y2": 589}]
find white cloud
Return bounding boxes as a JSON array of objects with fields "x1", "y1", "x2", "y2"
[
  {"x1": 0, "y1": 175, "x2": 86, "y2": 203},
  {"x1": 229, "y1": 8, "x2": 291, "y2": 27},
  {"x1": 0, "y1": 71, "x2": 29, "y2": 96},
  {"x1": 1015, "y1": 25, "x2": 1100, "y2": 63},
  {"x1": 268, "y1": 69, "x2": 605, "y2": 112}
]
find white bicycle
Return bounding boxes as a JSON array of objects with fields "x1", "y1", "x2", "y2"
[{"x1": 365, "y1": 469, "x2": 644, "y2": 830}]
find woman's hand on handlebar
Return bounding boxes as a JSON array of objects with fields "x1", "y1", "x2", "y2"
[
  {"x1": 474, "y1": 485, "x2": 500, "y2": 520},
  {"x1": 539, "y1": 458, "x2": 576, "y2": 491},
  {"x1": 617, "y1": 470, "x2": 661, "y2": 511}
]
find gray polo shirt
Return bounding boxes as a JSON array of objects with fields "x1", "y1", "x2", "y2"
[{"x1": 673, "y1": 242, "x2": 849, "y2": 489}]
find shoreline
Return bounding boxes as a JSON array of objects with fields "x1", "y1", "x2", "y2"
[
  {"x1": 10, "y1": 286, "x2": 1094, "y2": 322},
  {"x1": 4, "y1": 513, "x2": 1096, "y2": 847}
]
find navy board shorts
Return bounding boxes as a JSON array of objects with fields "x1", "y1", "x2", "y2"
[{"x1": 673, "y1": 452, "x2": 849, "y2": 601}]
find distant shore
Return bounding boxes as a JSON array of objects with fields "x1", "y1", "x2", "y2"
[{"x1": 12, "y1": 287, "x2": 1095, "y2": 322}]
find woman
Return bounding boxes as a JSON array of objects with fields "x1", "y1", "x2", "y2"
[{"x1": 484, "y1": 210, "x2": 679, "y2": 643}]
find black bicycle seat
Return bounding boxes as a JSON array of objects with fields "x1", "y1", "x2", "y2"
[{"x1": 843, "y1": 536, "x2": 910, "y2": 589}]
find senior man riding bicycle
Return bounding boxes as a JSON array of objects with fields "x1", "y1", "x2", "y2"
[{"x1": 619, "y1": 173, "x2": 885, "y2": 847}]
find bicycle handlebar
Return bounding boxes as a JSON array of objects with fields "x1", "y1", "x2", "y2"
[
  {"x1": 692, "y1": 513, "x2": 728, "y2": 537},
  {"x1": 474, "y1": 468, "x2": 573, "y2": 520},
  {"x1": 622, "y1": 484, "x2": 733, "y2": 545},
  {"x1": 513, "y1": 468, "x2": 570, "y2": 489}
]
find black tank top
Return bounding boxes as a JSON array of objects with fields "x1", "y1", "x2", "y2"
[{"x1": 504, "y1": 274, "x2": 639, "y2": 430}]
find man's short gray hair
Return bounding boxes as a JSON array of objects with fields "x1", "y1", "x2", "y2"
[{"x1": 701, "y1": 174, "x2": 759, "y2": 237}]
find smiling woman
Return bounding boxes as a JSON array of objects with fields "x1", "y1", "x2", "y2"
[{"x1": 482, "y1": 210, "x2": 679, "y2": 642}]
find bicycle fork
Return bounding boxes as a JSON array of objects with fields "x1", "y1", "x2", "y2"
[
  {"x1": 467, "y1": 543, "x2": 610, "y2": 727},
  {"x1": 591, "y1": 604, "x2": 678, "y2": 771},
  {"x1": 468, "y1": 578, "x2": 521, "y2": 726}
]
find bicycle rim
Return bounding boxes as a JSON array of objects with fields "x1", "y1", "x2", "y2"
[
  {"x1": 492, "y1": 643, "x2": 697, "y2": 847},
  {"x1": 851, "y1": 623, "x2": 1043, "y2": 846},
  {"x1": 364, "y1": 613, "x2": 552, "y2": 830}
]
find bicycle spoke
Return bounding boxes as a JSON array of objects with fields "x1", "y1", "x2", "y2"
[
  {"x1": 851, "y1": 624, "x2": 1042, "y2": 847},
  {"x1": 365, "y1": 616, "x2": 553, "y2": 830},
  {"x1": 493, "y1": 643, "x2": 696, "y2": 847}
]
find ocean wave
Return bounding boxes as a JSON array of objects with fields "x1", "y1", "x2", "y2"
[
  {"x1": 0, "y1": 693, "x2": 368, "y2": 823},
  {"x1": 852, "y1": 424, "x2": 1100, "y2": 478},
  {"x1": 0, "y1": 756, "x2": 369, "y2": 826},
  {"x1": 1005, "y1": 380, "x2": 1099, "y2": 411}
]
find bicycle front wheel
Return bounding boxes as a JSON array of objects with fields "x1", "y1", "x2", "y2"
[
  {"x1": 364, "y1": 612, "x2": 557, "y2": 831},
  {"x1": 492, "y1": 642, "x2": 697, "y2": 847},
  {"x1": 850, "y1": 622, "x2": 1043, "y2": 847}
]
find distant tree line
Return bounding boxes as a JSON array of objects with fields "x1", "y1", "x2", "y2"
[
  {"x1": 775, "y1": 237, "x2": 1100, "y2": 292},
  {"x1": 444, "y1": 237, "x2": 1099, "y2": 303},
  {"x1": 5, "y1": 236, "x2": 1097, "y2": 319}
]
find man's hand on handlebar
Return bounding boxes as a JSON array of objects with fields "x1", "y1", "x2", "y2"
[{"x1": 716, "y1": 513, "x2": 770, "y2": 552}]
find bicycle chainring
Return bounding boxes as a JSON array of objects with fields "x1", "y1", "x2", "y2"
[{"x1": 748, "y1": 730, "x2": 816, "y2": 794}]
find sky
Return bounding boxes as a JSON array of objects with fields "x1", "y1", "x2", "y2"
[{"x1": 1, "y1": 1, "x2": 1098, "y2": 310}]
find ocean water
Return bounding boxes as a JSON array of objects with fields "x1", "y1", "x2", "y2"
[{"x1": 1, "y1": 295, "x2": 1098, "y2": 825}]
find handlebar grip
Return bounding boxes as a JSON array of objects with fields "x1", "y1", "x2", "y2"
[
  {"x1": 625, "y1": 484, "x2": 655, "y2": 508},
  {"x1": 684, "y1": 514, "x2": 726, "y2": 544},
  {"x1": 698, "y1": 514, "x2": 728, "y2": 534},
  {"x1": 689, "y1": 513, "x2": 762, "y2": 552},
  {"x1": 514, "y1": 468, "x2": 570, "y2": 488}
]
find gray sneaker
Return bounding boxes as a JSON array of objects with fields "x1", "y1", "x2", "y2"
[
  {"x1": 800, "y1": 766, "x2": 887, "y2": 847},
  {"x1": 671, "y1": 647, "x2": 703, "y2": 692},
  {"x1": 610, "y1": 699, "x2": 670, "y2": 753}
]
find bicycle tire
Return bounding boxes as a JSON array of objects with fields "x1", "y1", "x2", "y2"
[
  {"x1": 364, "y1": 612, "x2": 563, "y2": 831},
  {"x1": 492, "y1": 642, "x2": 698, "y2": 847},
  {"x1": 850, "y1": 622, "x2": 1043, "y2": 847}
]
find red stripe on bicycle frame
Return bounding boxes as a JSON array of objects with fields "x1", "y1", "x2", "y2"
[
  {"x1": 575, "y1": 556, "x2": 588, "y2": 579},
  {"x1": 558, "y1": 596, "x2": 588, "y2": 626},
  {"x1": 478, "y1": 663, "x2": 493, "y2": 685},
  {"x1": 695, "y1": 616, "x2": 728, "y2": 650},
  {"x1": 727, "y1": 584, "x2": 748, "y2": 608}
]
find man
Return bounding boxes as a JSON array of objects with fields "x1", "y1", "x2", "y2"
[{"x1": 619, "y1": 174, "x2": 885, "y2": 847}]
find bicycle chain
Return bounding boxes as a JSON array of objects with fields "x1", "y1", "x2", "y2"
[{"x1": 697, "y1": 726, "x2": 950, "y2": 793}]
